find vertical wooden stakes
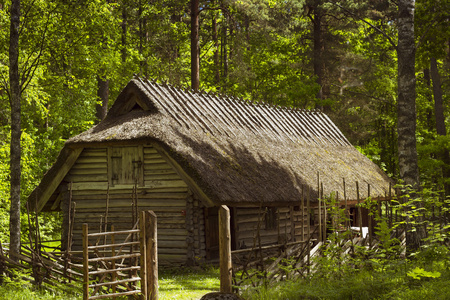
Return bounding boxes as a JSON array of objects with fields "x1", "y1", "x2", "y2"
[
  {"x1": 82, "y1": 223, "x2": 89, "y2": 300},
  {"x1": 111, "y1": 225, "x2": 117, "y2": 294},
  {"x1": 219, "y1": 205, "x2": 232, "y2": 293}
]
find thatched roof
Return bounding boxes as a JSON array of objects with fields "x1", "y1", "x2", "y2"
[{"x1": 30, "y1": 77, "x2": 392, "y2": 210}]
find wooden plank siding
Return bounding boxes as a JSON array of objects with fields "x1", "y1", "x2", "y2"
[
  {"x1": 64, "y1": 146, "x2": 203, "y2": 266},
  {"x1": 234, "y1": 206, "x2": 318, "y2": 250}
]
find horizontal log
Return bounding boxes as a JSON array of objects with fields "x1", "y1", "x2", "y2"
[
  {"x1": 72, "y1": 187, "x2": 188, "y2": 196},
  {"x1": 145, "y1": 158, "x2": 167, "y2": 164},
  {"x1": 144, "y1": 163, "x2": 173, "y2": 170},
  {"x1": 75, "y1": 206, "x2": 187, "y2": 214},
  {"x1": 88, "y1": 277, "x2": 141, "y2": 289},
  {"x1": 237, "y1": 220, "x2": 291, "y2": 230},
  {"x1": 89, "y1": 265, "x2": 140, "y2": 276},
  {"x1": 73, "y1": 199, "x2": 186, "y2": 209},
  {"x1": 70, "y1": 180, "x2": 187, "y2": 191},
  {"x1": 158, "y1": 240, "x2": 187, "y2": 248},
  {"x1": 88, "y1": 229, "x2": 140, "y2": 237},
  {"x1": 76, "y1": 157, "x2": 107, "y2": 164},
  {"x1": 74, "y1": 211, "x2": 187, "y2": 219},
  {"x1": 158, "y1": 229, "x2": 187, "y2": 236},
  {"x1": 71, "y1": 163, "x2": 107, "y2": 170},
  {"x1": 80, "y1": 148, "x2": 107, "y2": 155},
  {"x1": 144, "y1": 174, "x2": 181, "y2": 181},
  {"x1": 144, "y1": 153, "x2": 163, "y2": 160},
  {"x1": 69, "y1": 168, "x2": 107, "y2": 176},
  {"x1": 88, "y1": 241, "x2": 140, "y2": 250},
  {"x1": 89, "y1": 289, "x2": 141, "y2": 300},
  {"x1": 88, "y1": 252, "x2": 140, "y2": 262},
  {"x1": 143, "y1": 147, "x2": 158, "y2": 154},
  {"x1": 144, "y1": 169, "x2": 177, "y2": 175},
  {"x1": 157, "y1": 248, "x2": 187, "y2": 254},
  {"x1": 65, "y1": 174, "x2": 108, "y2": 182},
  {"x1": 158, "y1": 254, "x2": 186, "y2": 262},
  {"x1": 74, "y1": 217, "x2": 185, "y2": 226}
]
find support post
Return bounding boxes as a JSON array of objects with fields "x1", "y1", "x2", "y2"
[
  {"x1": 356, "y1": 182, "x2": 363, "y2": 238},
  {"x1": 82, "y1": 223, "x2": 89, "y2": 300},
  {"x1": 140, "y1": 212, "x2": 148, "y2": 299},
  {"x1": 145, "y1": 211, "x2": 158, "y2": 300},
  {"x1": 219, "y1": 205, "x2": 232, "y2": 293}
]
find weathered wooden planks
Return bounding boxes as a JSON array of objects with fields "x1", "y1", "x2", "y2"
[{"x1": 64, "y1": 145, "x2": 195, "y2": 266}]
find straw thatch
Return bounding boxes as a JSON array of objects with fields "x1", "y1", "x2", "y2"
[{"x1": 30, "y1": 77, "x2": 392, "y2": 210}]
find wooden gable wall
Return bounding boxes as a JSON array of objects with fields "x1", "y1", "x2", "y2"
[{"x1": 63, "y1": 145, "x2": 206, "y2": 266}]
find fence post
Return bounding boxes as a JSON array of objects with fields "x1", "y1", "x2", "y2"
[
  {"x1": 145, "y1": 211, "x2": 158, "y2": 300},
  {"x1": 140, "y1": 212, "x2": 148, "y2": 299},
  {"x1": 219, "y1": 205, "x2": 232, "y2": 293},
  {"x1": 111, "y1": 225, "x2": 117, "y2": 294},
  {"x1": 82, "y1": 223, "x2": 89, "y2": 300}
]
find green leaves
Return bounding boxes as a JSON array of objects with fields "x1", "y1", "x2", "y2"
[{"x1": 407, "y1": 267, "x2": 441, "y2": 280}]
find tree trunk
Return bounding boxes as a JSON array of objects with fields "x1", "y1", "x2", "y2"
[
  {"x1": 138, "y1": 0, "x2": 148, "y2": 76},
  {"x1": 9, "y1": 0, "x2": 21, "y2": 262},
  {"x1": 96, "y1": 74, "x2": 109, "y2": 122},
  {"x1": 121, "y1": 0, "x2": 127, "y2": 63},
  {"x1": 312, "y1": 0, "x2": 324, "y2": 109},
  {"x1": 191, "y1": 0, "x2": 200, "y2": 91},
  {"x1": 222, "y1": 14, "x2": 228, "y2": 91},
  {"x1": 397, "y1": 0, "x2": 425, "y2": 252},
  {"x1": 430, "y1": 57, "x2": 450, "y2": 196},
  {"x1": 212, "y1": 7, "x2": 220, "y2": 85}
]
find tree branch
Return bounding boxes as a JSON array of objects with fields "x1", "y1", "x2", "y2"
[{"x1": 332, "y1": 2, "x2": 397, "y2": 50}]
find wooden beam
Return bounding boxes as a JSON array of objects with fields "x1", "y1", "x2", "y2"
[
  {"x1": 145, "y1": 210, "x2": 158, "y2": 300},
  {"x1": 219, "y1": 205, "x2": 232, "y2": 293},
  {"x1": 151, "y1": 143, "x2": 215, "y2": 207},
  {"x1": 36, "y1": 147, "x2": 83, "y2": 212},
  {"x1": 140, "y1": 212, "x2": 148, "y2": 299}
]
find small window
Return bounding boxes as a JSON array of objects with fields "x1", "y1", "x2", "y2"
[
  {"x1": 108, "y1": 146, "x2": 144, "y2": 186},
  {"x1": 264, "y1": 207, "x2": 277, "y2": 230}
]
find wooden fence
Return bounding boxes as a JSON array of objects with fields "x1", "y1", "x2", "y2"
[{"x1": 82, "y1": 210, "x2": 158, "y2": 300}]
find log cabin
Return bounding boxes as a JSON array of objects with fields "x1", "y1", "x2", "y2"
[{"x1": 28, "y1": 77, "x2": 393, "y2": 266}]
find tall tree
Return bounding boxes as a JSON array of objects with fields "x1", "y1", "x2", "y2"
[
  {"x1": 430, "y1": 57, "x2": 450, "y2": 195},
  {"x1": 397, "y1": 0, "x2": 425, "y2": 251},
  {"x1": 191, "y1": 0, "x2": 200, "y2": 91},
  {"x1": 9, "y1": 0, "x2": 21, "y2": 261}
]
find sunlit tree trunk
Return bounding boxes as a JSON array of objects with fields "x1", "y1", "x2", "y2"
[
  {"x1": 9, "y1": 0, "x2": 21, "y2": 262},
  {"x1": 397, "y1": 0, "x2": 425, "y2": 252}
]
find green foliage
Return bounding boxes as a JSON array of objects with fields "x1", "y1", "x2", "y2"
[{"x1": 407, "y1": 267, "x2": 441, "y2": 280}]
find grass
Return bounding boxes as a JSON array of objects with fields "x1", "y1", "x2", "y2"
[
  {"x1": 159, "y1": 267, "x2": 220, "y2": 300},
  {"x1": 0, "y1": 266, "x2": 220, "y2": 300},
  {"x1": 2, "y1": 253, "x2": 450, "y2": 300}
]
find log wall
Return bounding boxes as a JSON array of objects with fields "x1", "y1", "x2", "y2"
[
  {"x1": 64, "y1": 145, "x2": 205, "y2": 266},
  {"x1": 234, "y1": 206, "x2": 318, "y2": 249}
]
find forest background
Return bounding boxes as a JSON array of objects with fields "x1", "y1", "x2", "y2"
[{"x1": 0, "y1": 0, "x2": 449, "y2": 252}]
